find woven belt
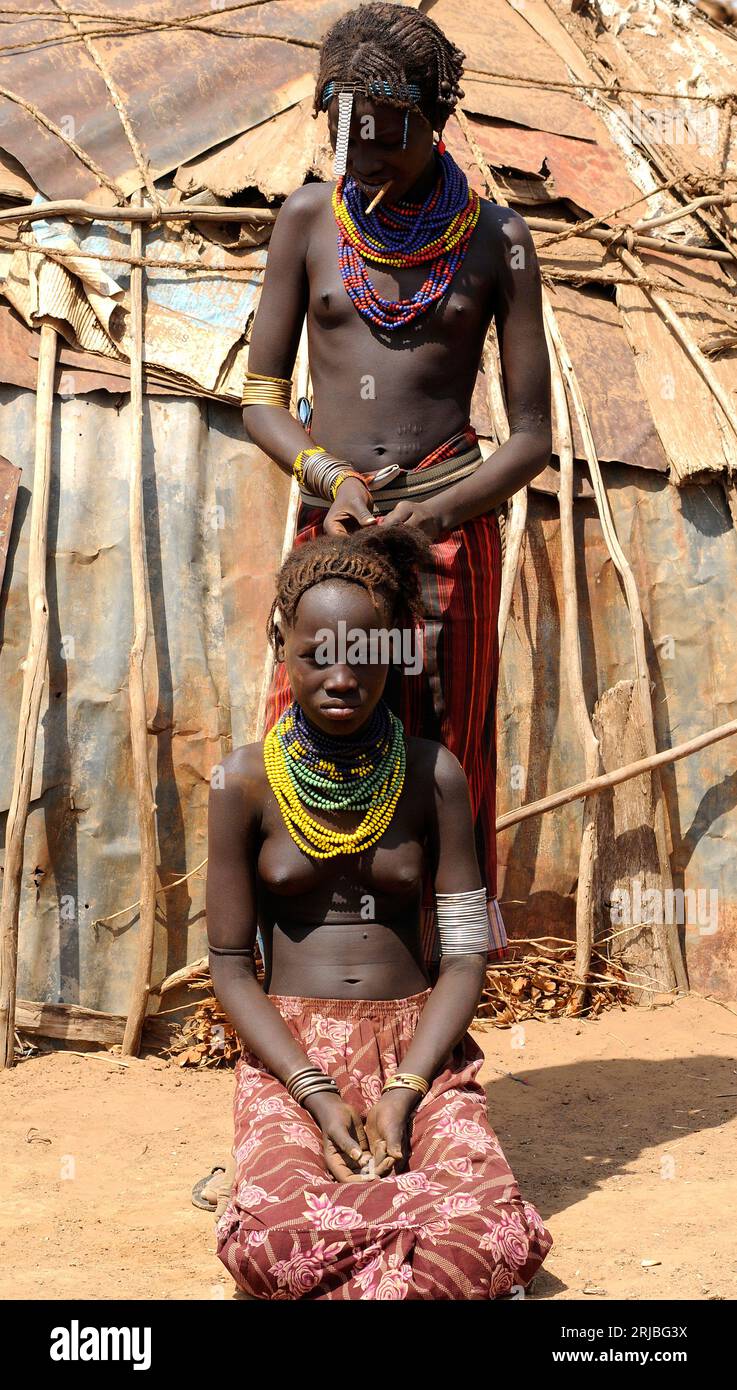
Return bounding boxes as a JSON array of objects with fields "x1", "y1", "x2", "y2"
[{"x1": 298, "y1": 441, "x2": 485, "y2": 516}]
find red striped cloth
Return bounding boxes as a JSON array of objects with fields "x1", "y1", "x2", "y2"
[{"x1": 263, "y1": 423, "x2": 508, "y2": 967}]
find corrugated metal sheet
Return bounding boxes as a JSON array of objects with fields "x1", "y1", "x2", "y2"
[
  {"x1": 498, "y1": 467, "x2": 737, "y2": 1000},
  {"x1": 1, "y1": 0, "x2": 737, "y2": 1021},
  {"x1": 1, "y1": 202, "x2": 267, "y2": 398},
  {"x1": 426, "y1": 0, "x2": 599, "y2": 140},
  {"x1": 0, "y1": 384, "x2": 290, "y2": 1014},
  {"x1": 0, "y1": 0, "x2": 354, "y2": 201}
]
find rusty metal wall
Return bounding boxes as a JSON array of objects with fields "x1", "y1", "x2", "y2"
[
  {"x1": 0, "y1": 383, "x2": 290, "y2": 1015},
  {"x1": 498, "y1": 467, "x2": 737, "y2": 1000},
  {"x1": 2, "y1": 379, "x2": 736, "y2": 1013}
]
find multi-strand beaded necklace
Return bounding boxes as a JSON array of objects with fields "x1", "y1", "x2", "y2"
[
  {"x1": 263, "y1": 699, "x2": 406, "y2": 859},
  {"x1": 332, "y1": 147, "x2": 480, "y2": 331}
]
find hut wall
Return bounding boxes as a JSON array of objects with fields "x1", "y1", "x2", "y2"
[
  {"x1": 499, "y1": 467, "x2": 737, "y2": 999},
  {"x1": 1, "y1": 387, "x2": 736, "y2": 1012},
  {"x1": 0, "y1": 386, "x2": 290, "y2": 1015}
]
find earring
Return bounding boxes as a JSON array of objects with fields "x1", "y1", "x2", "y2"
[
  {"x1": 435, "y1": 131, "x2": 446, "y2": 156},
  {"x1": 402, "y1": 108, "x2": 409, "y2": 149}
]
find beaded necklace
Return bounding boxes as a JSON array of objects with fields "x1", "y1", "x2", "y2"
[
  {"x1": 332, "y1": 148, "x2": 480, "y2": 331},
  {"x1": 263, "y1": 699, "x2": 406, "y2": 859}
]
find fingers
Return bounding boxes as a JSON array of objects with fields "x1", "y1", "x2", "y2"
[
  {"x1": 334, "y1": 1122, "x2": 370, "y2": 1169},
  {"x1": 378, "y1": 502, "x2": 414, "y2": 530},
  {"x1": 324, "y1": 1149, "x2": 367, "y2": 1183},
  {"x1": 355, "y1": 502, "x2": 378, "y2": 527},
  {"x1": 370, "y1": 1138, "x2": 393, "y2": 1178},
  {"x1": 350, "y1": 1110, "x2": 370, "y2": 1156}
]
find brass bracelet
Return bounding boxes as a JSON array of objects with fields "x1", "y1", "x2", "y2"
[
  {"x1": 285, "y1": 1064, "x2": 339, "y2": 1106},
  {"x1": 381, "y1": 1072, "x2": 430, "y2": 1099},
  {"x1": 241, "y1": 371, "x2": 292, "y2": 408}
]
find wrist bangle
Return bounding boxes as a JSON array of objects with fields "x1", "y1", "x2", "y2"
[
  {"x1": 293, "y1": 447, "x2": 324, "y2": 486},
  {"x1": 381, "y1": 1072, "x2": 430, "y2": 1099},
  {"x1": 330, "y1": 470, "x2": 373, "y2": 502},
  {"x1": 285, "y1": 1064, "x2": 340, "y2": 1107},
  {"x1": 242, "y1": 371, "x2": 292, "y2": 408}
]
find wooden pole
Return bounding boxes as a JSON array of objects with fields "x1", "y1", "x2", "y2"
[
  {"x1": 0, "y1": 324, "x2": 57, "y2": 1069},
  {"x1": 543, "y1": 307, "x2": 688, "y2": 993},
  {"x1": 251, "y1": 320, "x2": 310, "y2": 742},
  {"x1": 121, "y1": 192, "x2": 158, "y2": 1056},
  {"x1": 546, "y1": 313, "x2": 605, "y2": 1012},
  {"x1": 0, "y1": 200, "x2": 276, "y2": 225},
  {"x1": 497, "y1": 716, "x2": 737, "y2": 831},
  {"x1": 3, "y1": 198, "x2": 734, "y2": 264},
  {"x1": 480, "y1": 334, "x2": 527, "y2": 653}
]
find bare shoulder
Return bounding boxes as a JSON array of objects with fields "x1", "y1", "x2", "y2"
[
  {"x1": 479, "y1": 198, "x2": 534, "y2": 251},
  {"x1": 405, "y1": 735, "x2": 469, "y2": 801},
  {"x1": 210, "y1": 742, "x2": 267, "y2": 822},
  {"x1": 277, "y1": 180, "x2": 333, "y2": 225}
]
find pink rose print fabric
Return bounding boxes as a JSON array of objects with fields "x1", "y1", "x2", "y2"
[{"x1": 216, "y1": 989, "x2": 552, "y2": 1300}]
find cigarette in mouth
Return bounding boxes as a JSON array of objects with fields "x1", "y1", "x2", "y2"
[{"x1": 365, "y1": 180, "x2": 393, "y2": 214}]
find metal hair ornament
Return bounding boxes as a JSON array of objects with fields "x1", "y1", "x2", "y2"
[
  {"x1": 334, "y1": 89, "x2": 354, "y2": 177},
  {"x1": 321, "y1": 78, "x2": 424, "y2": 176}
]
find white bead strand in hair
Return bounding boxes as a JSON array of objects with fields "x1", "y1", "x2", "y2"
[{"x1": 333, "y1": 89, "x2": 354, "y2": 177}]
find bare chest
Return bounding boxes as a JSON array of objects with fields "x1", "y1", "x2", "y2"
[
  {"x1": 305, "y1": 197, "x2": 497, "y2": 352},
  {"x1": 256, "y1": 782, "x2": 426, "y2": 909}
]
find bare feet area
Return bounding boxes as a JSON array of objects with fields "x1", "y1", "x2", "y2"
[{"x1": 2, "y1": 995, "x2": 735, "y2": 1301}]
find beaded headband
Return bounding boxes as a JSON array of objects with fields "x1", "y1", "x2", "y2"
[{"x1": 320, "y1": 78, "x2": 424, "y2": 177}]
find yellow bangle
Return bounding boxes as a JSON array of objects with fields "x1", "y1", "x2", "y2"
[
  {"x1": 330, "y1": 470, "x2": 372, "y2": 502},
  {"x1": 293, "y1": 447, "x2": 324, "y2": 485}
]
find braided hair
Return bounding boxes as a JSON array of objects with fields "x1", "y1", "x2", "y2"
[
  {"x1": 312, "y1": 2, "x2": 465, "y2": 132},
  {"x1": 267, "y1": 524, "x2": 432, "y2": 654}
]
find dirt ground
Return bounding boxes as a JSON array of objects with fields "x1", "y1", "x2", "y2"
[{"x1": 2, "y1": 994, "x2": 736, "y2": 1301}]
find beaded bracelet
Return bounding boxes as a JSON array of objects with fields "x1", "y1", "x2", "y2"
[{"x1": 330, "y1": 470, "x2": 373, "y2": 502}]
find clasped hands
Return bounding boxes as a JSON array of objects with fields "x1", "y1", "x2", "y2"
[
  {"x1": 303, "y1": 1085, "x2": 420, "y2": 1183},
  {"x1": 323, "y1": 476, "x2": 447, "y2": 542}
]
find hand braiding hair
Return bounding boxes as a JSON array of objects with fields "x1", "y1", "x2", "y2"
[
  {"x1": 266, "y1": 525, "x2": 432, "y2": 653},
  {"x1": 312, "y1": 1, "x2": 465, "y2": 132}
]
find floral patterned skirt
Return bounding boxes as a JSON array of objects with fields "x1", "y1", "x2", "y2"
[{"x1": 215, "y1": 990, "x2": 553, "y2": 1300}]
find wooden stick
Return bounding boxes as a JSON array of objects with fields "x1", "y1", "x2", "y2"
[
  {"x1": 497, "y1": 716, "x2": 737, "y2": 830},
  {"x1": 0, "y1": 200, "x2": 277, "y2": 225},
  {"x1": 251, "y1": 320, "x2": 310, "y2": 742},
  {"x1": 479, "y1": 334, "x2": 526, "y2": 653},
  {"x1": 0, "y1": 324, "x2": 57, "y2": 1069},
  {"x1": 542, "y1": 307, "x2": 687, "y2": 994},
  {"x1": 2, "y1": 197, "x2": 734, "y2": 263},
  {"x1": 365, "y1": 181, "x2": 393, "y2": 215},
  {"x1": 546, "y1": 311, "x2": 604, "y2": 1014},
  {"x1": 121, "y1": 192, "x2": 158, "y2": 1057}
]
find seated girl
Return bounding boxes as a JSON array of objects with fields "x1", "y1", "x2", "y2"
[{"x1": 207, "y1": 525, "x2": 552, "y2": 1300}]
